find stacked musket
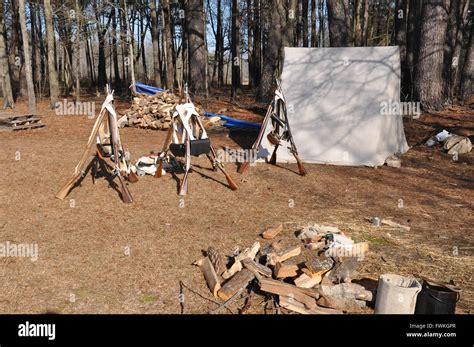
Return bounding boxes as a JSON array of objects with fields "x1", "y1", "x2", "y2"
[{"x1": 124, "y1": 91, "x2": 179, "y2": 130}]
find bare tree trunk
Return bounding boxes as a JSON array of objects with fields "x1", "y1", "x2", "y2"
[
  {"x1": 31, "y1": 2, "x2": 39, "y2": 94},
  {"x1": 44, "y1": 0, "x2": 60, "y2": 108},
  {"x1": 288, "y1": 0, "x2": 298, "y2": 46},
  {"x1": 451, "y1": 0, "x2": 469, "y2": 101},
  {"x1": 406, "y1": 0, "x2": 422, "y2": 99},
  {"x1": 247, "y1": 0, "x2": 254, "y2": 87},
  {"x1": 394, "y1": 0, "x2": 408, "y2": 97},
  {"x1": 150, "y1": 0, "x2": 161, "y2": 87},
  {"x1": 123, "y1": 0, "x2": 136, "y2": 92},
  {"x1": 111, "y1": 4, "x2": 121, "y2": 87},
  {"x1": 296, "y1": 0, "x2": 303, "y2": 46},
  {"x1": 362, "y1": 0, "x2": 369, "y2": 45},
  {"x1": 414, "y1": 0, "x2": 450, "y2": 111},
  {"x1": 19, "y1": 0, "x2": 36, "y2": 113},
  {"x1": 310, "y1": 0, "x2": 317, "y2": 47},
  {"x1": 459, "y1": 20, "x2": 473, "y2": 102},
  {"x1": 318, "y1": 0, "x2": 325, "y2": 46},
  {"x1": 302, "y1": 0, "x2": 309, "y2": 47},
  {"x1": 253, "y1": 0, "x2": 262, "y2": 87},
  {"x1": 162, "y1": 0, "x2": 175, "y2": 89},
  {"x1": 215, "y1": 0, "x2": 224, "y2": 86},
  {"x1": 9, "y1": 0, "x2": 21, "y2": 97},
  {"x1": 327, "y1": 0, "x2": 351, "y2": 47},
  {"x1": 257, "y1": 0, "x2": 285, "y2": 102},
  {"x1": 75, "y1": 0, "x2": 81, "y2": 101},
  {"x1": 231, "y1": 0, "x2": 241, "y2": 99},
  {"x1": 354, "y1": 0, "x2": 363, "y2": 46},
  {"x1": 95, "y1": 3, "x2": 112, "y2": 90},
  {"x1": 0, "y1": 0, "x2": 14, "y2": 108},
  {"x1": 186, "y1": 0, "x2": 208, "y2": 97},
  {"x1": 139, "y1": 7, "x2": 148, "y2": 82},
  {"x1": 86, "y1": 31, "x2": 96, "y2": 86},
  {"x1": 442, "y1": 0, "x2": 460, "y2": 103}
]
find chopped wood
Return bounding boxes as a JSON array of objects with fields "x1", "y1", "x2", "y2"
[
  {"x1": 259, "y1": 277, "x2": 317, "y2": 310},
  {"x1": 304, "y1": 241, "x2": 326, "y2": 250},
  {"x1": 279, "y1": 295, "x2": 343, "y2": 314},
  {"x1": 274, "y1": 262, "x2": 300, "y2": 279},
  {"x1": 207, "y1": 247, "x2": 222, "y2": 275},
  {"x1": 218, "y1": 269, "x2": 255, "y2": 301},
  {"x1": 304, "y1": 255, "x2": 335, "y2": 274},
  {"x1": 267, "y1": 246, "x2": 301, "y2": 266},
  {"x1": 261, "y1": 224, "x2": 283, "y2": 239},
  {"x1": 319, "y1": 283, "x2": 373, "y2": 301},
  {"x1": 381, "y1": 219, "x2": 411, "y2": 232},
  {"x1": 194, "y1": 257, "x2": 221, "y2": 298},
  {"x1": 325, "y1": 242, "x2": 369, "y2": 258},
  {"x1": 124, "y1": 91, "x2": 179, "y2": 130},
  {"x1": 222, "y1": 242, "x2": 260, "y2": 279},
  {"x1": 297, "y1": 224, "x2": 341, "y2": 241},
  {"x1": 317, "y1": 283, "x2": 373, "y2": 312},
  {"x1": 242, "y1": 258, "x2": 272, "y2": 279},
  {"x1": 294, "y1": 273, "x2": 322, "y2": 288}
]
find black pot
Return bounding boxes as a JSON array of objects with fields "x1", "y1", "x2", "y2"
[{"x1": 415, "y1": 281, "x2": 459, "y2": 314}]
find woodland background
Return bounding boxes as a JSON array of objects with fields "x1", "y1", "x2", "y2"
[{"x1": 0, "y1": 0, "x2": 472, "y2": 113}]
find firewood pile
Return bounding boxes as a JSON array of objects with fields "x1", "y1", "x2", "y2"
[
  {"x1": 122, "y1": 91, "x2": 226, "y2": 132},
  {"x1": 193, "y1": 224, "x2": 374, "y2": 314},
  {"x1": 123, "y1": 91, "x2": 179, "y2": 130}
]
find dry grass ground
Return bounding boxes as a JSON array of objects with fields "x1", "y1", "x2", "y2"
[{"x1": 0, "y1": 93, "x2": 472, "y2": 314}]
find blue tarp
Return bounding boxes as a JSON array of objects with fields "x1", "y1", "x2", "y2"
[
  {"x1": 134, "y1": 81, "x2": 165, "y2": 95},
  {"x1": 204, "y1": 112, "x2": 261, "y2": 130},
  {"x1": 133, "y1": 82, "x2": 261, "y2": 130}
]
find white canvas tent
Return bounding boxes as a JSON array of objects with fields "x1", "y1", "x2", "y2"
[{"x1": 258, "y1": 46, "x2": 409, "y2": 167}]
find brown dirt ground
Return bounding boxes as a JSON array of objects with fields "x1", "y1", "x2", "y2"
[{"x1": 0, "y1": 91, "x2": 472, "y2": 314}]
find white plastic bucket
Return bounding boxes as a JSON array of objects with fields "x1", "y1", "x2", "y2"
[{"x1": 375, "y1": 274, "x2": 422, "y2": 314}]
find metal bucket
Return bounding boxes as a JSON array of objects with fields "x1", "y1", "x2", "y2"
[
  {"x1": 374, "y1": 274, "x2": 422, "y2": 314},
  {"x1": 415, "y1": 281, "x2": 459, "y2": 314}
]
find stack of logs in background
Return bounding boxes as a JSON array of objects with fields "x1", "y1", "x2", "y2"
[{"x1": 124, "y1": 91, "x2": 180, "y2": 130}]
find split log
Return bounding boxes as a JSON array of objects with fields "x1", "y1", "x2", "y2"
[
  {"x1": 242, "y1": 258, "x2": 272, "y2": 279},
  {"x1": 274, "y1": 262, "x2": 300, "y2": 279},
  {"x1": 222, "y1": 242, "x2": 260, "y2": 279},
  {"x1": 316, "y1": 283, "x2": 372, "y2": 312},
  {"x1": 294, "y1": 273, "x2": 322, "y2": 288},
  {"x1": 304, "y1": 254, "x2": 334, "y2": 274},
  {"x1": 194, "y1": 257, "x2": 221, "y2": 297},
  {"x1": 261, "y1": 224, "x2": 283, "y2": 240},
  {"x1": 259, "y1": 277, "x2": 318, "y2": 310},
  {"x1": 304, "y1": 241, "x2": 326, "y2": 250},
  {"x1": 297, "y1": 224, "x2": 341, "y2": 241},
  {"x1": 381, "y1": 219, "x2": 411, "y2": 232},
  {"x1": 279, "y1": 295, "x2": 343, "y2": 314},
  {"x1": 267, "y1": 246, "x2": 301, "y2": 266},
  {"x1": 325, "y1": 242, "x2": 369, "y2": 258},
  {"x1": 218, "y1": 269, "x2": 255, "y2": 301}
]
